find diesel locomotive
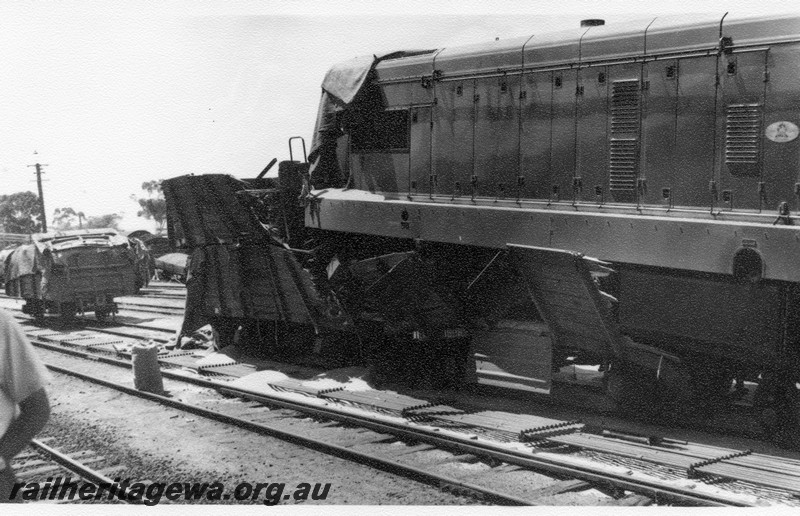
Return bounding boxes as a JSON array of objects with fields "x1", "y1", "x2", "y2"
[{"x1": 164, "y1": 14, "x2": 800, "y2": 442}]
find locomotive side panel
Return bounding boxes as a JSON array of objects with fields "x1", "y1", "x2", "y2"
[
  {"x1": 368, "y1": 53, "x2": 438, "y2": 196},
  {"x1": 410, "y1": 105, "x2": 432, "y2": 196},
  {"x1": 762, "y1": 43, "x2": 800, "y2": 210},
  {"x1": 520, "y1": 71, "x2": 554, "y2": 199},
  {"x1": 349, "y1": 150, "x2": 408, "y2": 195},
  {"x1": 576, "y1": 65, "x2": 610, "y2": 203},
  {"x1": 718, "y1": 49, "x2": 769, "y2": 210},
  {"x1": 358, "y1": 18, "x2": 800, "y2": 213},
  {"x1": 641, "y1": 59, "x2": 679, "y2": 207},
  {"x1": 432, "y1": 79, "x2": 474, "y2": 197},
  {"x1": 474, "y1": 75, "x2": 520, "y2": 199},
  {"x1": 674, "y1": 56, "x2": 717, "y2": 208},
  {"x1": 549, "y1": 70, "x2": 578, "y2": 202}
]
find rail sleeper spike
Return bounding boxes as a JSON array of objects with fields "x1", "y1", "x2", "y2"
[{"x1": 688, "y1": 449, "x2": 753, "y2": 479}]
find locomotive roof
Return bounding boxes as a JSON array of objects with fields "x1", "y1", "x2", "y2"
[{"x1": 373, "y1": 14, "x2": 800, "y2": 80}]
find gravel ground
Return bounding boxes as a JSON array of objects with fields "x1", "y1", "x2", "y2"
[
  {"x1": 23, "y1": 332, "x2": 800, "y2": 508},
  {"x1": 38, "y1": 370, "x2": 485, "y2": 506}
]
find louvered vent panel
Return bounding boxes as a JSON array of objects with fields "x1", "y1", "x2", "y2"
[
  {"x1": 610, "y1": 80, "x2": 640, "y2": 135},
  {"x1": 609, "y1": 139, "x2": 639, "y2": 193},
  {"x1": 725, "y1": 104, "x2": 761, "y2": 176},
  {"x1": 609, "y1": 80, "x2": 640, "y2": 197}
]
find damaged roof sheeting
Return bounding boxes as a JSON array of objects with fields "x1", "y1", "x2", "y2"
[
  {"x1": 162, "y1": 174, "x2": 269, "y2": 250},
  {"x1": 33, "y1": 228, "x2": 129, "y2": 248},
  {"x1": 308, "y1": 50, "x2": 436, "y2": 187}
]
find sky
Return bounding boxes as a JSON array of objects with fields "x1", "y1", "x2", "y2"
[{"x1": 1, "y1": 0, "x2": 798, "y2": 234}]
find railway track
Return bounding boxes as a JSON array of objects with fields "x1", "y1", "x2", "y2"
[
  {"x1": 5, "y1": 288, "x2": 800, "y2": 505},
  {"x1": 4, "y1": 298, "x2": 767, "y2": 440},
  {"x1": 10, "y1": 439, "x2": 131, "y2": 504},
  {"x1": 0, "y1": 289, "x2": 185, "y2": 319},
  {"x1": 137, "y1": 284, "x2": 187, "y2": 300},
  {"x1": 27, "y1": 332, "x2": 800, "y2": 507},
  {"x1": 113, "y1": 296, "x2": 185, "y2": 316},
  {"x1": 103, "y1": 280, "x2": 186, "y2": 316},
  {"x1": 37, "y1": 351, "x2": 658, "y2": 506},
  {"x1": 0, "y1": 291, "x2": 180, "y2": 343}
]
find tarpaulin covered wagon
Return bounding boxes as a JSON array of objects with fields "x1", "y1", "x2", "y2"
[{"x1": 3, "y1": 228, "x2": 150, "y2": 320}]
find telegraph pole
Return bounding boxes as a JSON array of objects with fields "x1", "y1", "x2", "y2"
[{"x1": 27, "y1": 161, "x2": 49, "y2": 233}]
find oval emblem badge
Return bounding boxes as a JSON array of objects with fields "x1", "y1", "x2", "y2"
[{"x1": 765, "y1": 121, "x2": 799, "y2": 143}]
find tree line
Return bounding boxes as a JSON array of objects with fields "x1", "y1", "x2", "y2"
[{"x1": 0, "y1": 181, "x2": 165, "y2": 235}]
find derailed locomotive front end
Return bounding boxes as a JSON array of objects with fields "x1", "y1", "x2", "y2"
[{"x1": 165, "y1": 14, "x2": 800, "y2": 443}]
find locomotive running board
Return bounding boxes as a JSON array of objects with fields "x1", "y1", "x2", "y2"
[{"x1": 507, "y1": 244, "x2": 681, "y2": 377}]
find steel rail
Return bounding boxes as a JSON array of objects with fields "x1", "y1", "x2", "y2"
[
  {"x1": 31, "y1": 334, "x2": 795, "y2": 501},
  {"x1": 78, "y1": 324, "x2": 173, "y2": 343},
  {"x1": 36, "y1": 344, "x2": 745, "y2": 507},
  {"x1": 28, "y1": 439, "x2": 136, "y2": 504},
  {"x1": 42, "y1": 361, "x2": 539, "y2": 506},
  {"x1": 113, "y1": 304, "x2": 184, "y2": 316},
  {"x1": 220, "y1": 388, "x2": 742, "y2": 507}
]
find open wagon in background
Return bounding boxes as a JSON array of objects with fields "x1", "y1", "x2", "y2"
[{"x1": 3, "y1": 228, "x2": 150, "y2": 320}]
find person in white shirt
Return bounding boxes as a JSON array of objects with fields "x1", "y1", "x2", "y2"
[{"x1": 0, "y1": 309, "x2": 50, "y2": 502}]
